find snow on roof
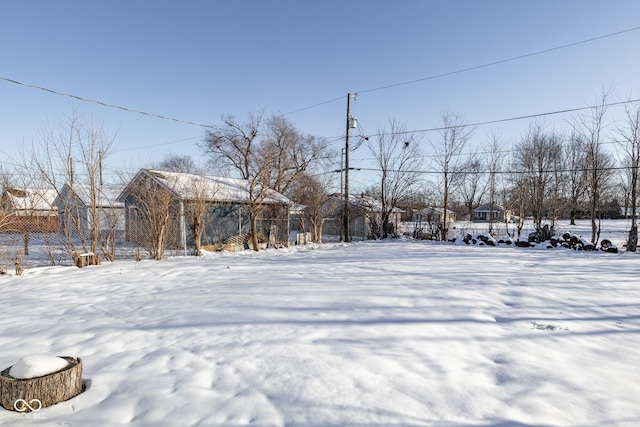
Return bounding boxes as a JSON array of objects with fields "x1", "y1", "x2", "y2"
[
  {"x1": 143, "y1": 170, "x2": 290, "y2": 205},
  {"x1": 3, "y1": 187, "x2": 58, "y2": 212},
  {"x1": 65, "y1": 184, "x2": 125, "y2": 208}
]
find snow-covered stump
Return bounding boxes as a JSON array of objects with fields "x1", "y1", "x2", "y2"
[{"x1": 0, "y1": 356, "x2": 83, "y2": 412}]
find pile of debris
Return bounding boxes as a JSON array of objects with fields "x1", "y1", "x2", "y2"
[
  {"x1": 453, "y1": 232, "x2": 513, "y2": 246},
  {"x1": 516, "y1": 231, "x2": 618, "y2": 253},
  {"x1": 451, "y1": 229, "x2": 618, "y2": 253}
]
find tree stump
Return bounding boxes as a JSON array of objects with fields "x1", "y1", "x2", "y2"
[
  {"x1": 75, "y1": 252, "x2": 99, "y2": 268},
  {"x1": 0, "y1": 357, "x2": 83, "y2": 412}
]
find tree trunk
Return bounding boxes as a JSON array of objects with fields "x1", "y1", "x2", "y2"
[
  {"x1": 628, "y1": 225, "x2": 638, "y2": 252},
  {"x1": 193, "y1": 221, "x2": 204, "y2": 256},
  {"x1": 314, "y1": 219, "x2": 325, "y2": 243},
  {"x1": 250, "y1": 214, "x2": 259, "y2": 251},
  {"x1": 1, "y1": 357, "x2": 83, "y2": 412},
  {"x1": 381, "y1": 211, "x2": 390, "y2": 239}
]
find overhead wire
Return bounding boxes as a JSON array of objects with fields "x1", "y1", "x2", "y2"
[
  {"x1": 284, "y1": 25, "x2": 640, "y2": 116},
  {"x1": 1, "y1": 24, "x2": 639, "y2": 167},
  {"x1": 0, "y1": 76, "x2": 216, "y2": 129},
  {"x1": 354, "y1": 164, "x2": 636, "y2": 177},
  {"x1": 113, "y1": 136, "x2": 203, "y2": 153},
  {"x1": 355, "y1": 26, "x2": 640, "y2": 95},
  {"x1": 3, "y1": 26, "x2": 637, "y2": 130},
  {"x1": 323, "y1": 97, "x2": 640, "y2": 143}
]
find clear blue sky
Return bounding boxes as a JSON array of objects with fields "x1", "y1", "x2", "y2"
[{"x1": 2, "y1": 1, "x2": 640, "y2": 191}]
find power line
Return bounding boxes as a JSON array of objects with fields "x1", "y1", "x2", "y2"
[
  {"x1": 283, "y1": 96, "x2": 345, "y2": 116},
  {"x1": 113, "y1": 136, "x2": 203, "y2": 153},
  {"x1": 323, "y1": 98, "x2": 640, "y2": 142},
  {"x1": 354, "y1": 164, "x2": 635, "y2": 177},
  {"x1": 285, "y1": 25, "x2": 640, "y2": 116},
  {"x1": 357, "y1": 26, "x2": 640, "y2": 95},
  {"x1": 381, "y1": 98, "x2": 640, "y2": 137},
  {"x1": 0, "y1": 76, "x2": 215, "y2": 129},
  {"x1": 2, "y1": 25, "x2": 638, "y2": 133},
  {"x1": 350, "y1": 136, "x2": 629, "y2": 165}
]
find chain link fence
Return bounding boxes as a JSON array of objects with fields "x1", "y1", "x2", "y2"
[{"x1": 0, "y1": 203, "x2": 293, "y2": 271}]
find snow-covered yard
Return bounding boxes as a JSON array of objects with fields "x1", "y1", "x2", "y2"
[{"x1": 1, "y1": 222, "x2": 640, "y2": 426}]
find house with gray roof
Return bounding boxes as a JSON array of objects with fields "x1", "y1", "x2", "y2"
[
  {"x1": 54, "y1": 183, "x2": 125, "y2": 240},
  {"x1": 118, "y1": 169, "x2": 291, "y2": 250}
]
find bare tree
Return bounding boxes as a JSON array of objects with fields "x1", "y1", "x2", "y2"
[
  {"x1": 548, "y1": 136, "x2": 564, "y2": 232},
  {"x1": 124, "y1": 171, "x2": 178, "y2": 260},
  {"x1": 431, "y1": 112, "x2": 472, "y2": 241},
  {"x1": 457, "y1": 148, "x2": 486, "y2": 225},
  {"x1": 485, "y1": 133, "x2": 504, "y2": 234},
  {"x1": 368, "y1": 120, "x2": 424, "y2": 238},
  {"x1": 573, "y1": 93, "x2": 614, "y2": 244},
  {"x1": 261, "y1": 115, "x2": 328, "y2": 244},
  {"x1": 183, "y1": 175, "x2": 216, "y2": 256},
  {"x1": 203, "y1": 112, "x2": 325, "y2": 250},
  {"x1": 286, "y1": 173, "x2": 335, "y2": 243},
  {"x1": 262, "y1": 115, "x2": 327, "y2": 196},
  {"x1": 507, "y1": 170, "x2": 528, "y2": 240},
  {"x1": 22, "y1": 111, "x2": 116, "y2": 265},
  {"x1": 158, "y1": 154, "x2": 199, "y2": 173},
  {"x1": 186, "y1": 201, "x2": 208, "y2": 256},
  {"x1": 616, "y1": 98, "x2": 640, "y2": 251},
  {"x1": 514, "y1": 122, "x2": 562, "y2": 236},
  {"x1": 564, "y1": 133, "x2": 587, "y2": 225},
  {"x1": 203, "y1": 111, "x2": 271, "y2": 251}
]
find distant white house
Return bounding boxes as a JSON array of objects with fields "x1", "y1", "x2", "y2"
[{"x1": 473, "y1": 203, "x2": 512, "y2": 223}]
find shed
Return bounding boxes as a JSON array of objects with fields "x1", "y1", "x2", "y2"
[
  {"x1": 1, "y1": 187, "x2": 58, "y2": 233},
  {"x1": 54, "y1": 184, "x2": 125, "y2": 240}
]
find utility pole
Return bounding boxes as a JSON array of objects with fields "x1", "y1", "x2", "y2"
[
  {"x1": 339, "y1": 147, "x2": 345, "y2": 242},
  {"x1": 343, "y1": 93, "x2": 352, "y2": 242}
]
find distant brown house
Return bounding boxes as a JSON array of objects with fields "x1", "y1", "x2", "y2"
[{"x1": 1, "y1": 187, "x2": 58, "y2": 233}]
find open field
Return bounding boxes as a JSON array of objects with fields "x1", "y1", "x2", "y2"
[{"x1": 1, "y1": 234, "x2": 639, "y2": 426}]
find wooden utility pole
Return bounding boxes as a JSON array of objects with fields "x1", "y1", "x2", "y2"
[{"x1": 343, "y1": 93, "x2": 352, "y2": 242}]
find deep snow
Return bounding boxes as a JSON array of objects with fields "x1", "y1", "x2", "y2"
[{"x1": 1, "y1": 223, "x2": 640, "y2": 426}]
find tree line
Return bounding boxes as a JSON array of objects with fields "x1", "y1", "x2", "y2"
[
  {"x1": 3, "y1": 91, "x2": 640, "y2": 268},
  {"x1": 356, "y1": 92, "x2": 640, "y2": 251}
]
